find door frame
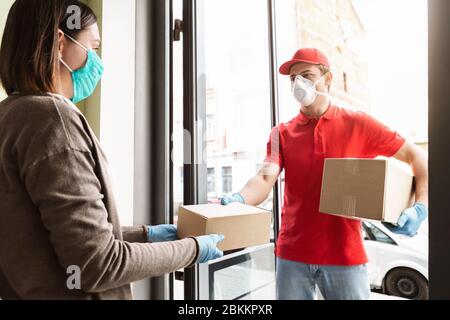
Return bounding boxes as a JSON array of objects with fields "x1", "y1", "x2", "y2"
[{"x1": 428, "y1": 0, "x2": 450, "y2": 300}]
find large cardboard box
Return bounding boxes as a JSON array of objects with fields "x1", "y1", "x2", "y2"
[
  {"x1": 319, "y1": 159, "x2": 415, "y2": 224},
  {"x1": 177, "y1": 203, "x2": 272, "y2": 251}
]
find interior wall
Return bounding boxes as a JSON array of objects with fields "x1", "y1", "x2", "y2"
[
  {"x1": 82, "y1": 0, "x2": 102, "y2": 135},
  {"x1": 85, "y1": 0, "x2": 136, "y2": 227},
  {"x1": 0, "y1": 0, "x2": 15, "y2": 101}
]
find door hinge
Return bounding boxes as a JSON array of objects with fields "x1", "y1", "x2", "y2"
[
  {"x1": 175, "y1": 271, "x2": 184, "y2": 281},
  {"x1": 174, "y1": 19, "x2": 184, "y2": 42}
]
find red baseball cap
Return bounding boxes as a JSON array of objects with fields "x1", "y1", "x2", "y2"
[{"x1": 279, "y1": 48, "x2": 330, "y2": 75}]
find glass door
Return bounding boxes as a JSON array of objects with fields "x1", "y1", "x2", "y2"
[{"x1": 175, "y1": 0, "x2": 281, "y2": 300}]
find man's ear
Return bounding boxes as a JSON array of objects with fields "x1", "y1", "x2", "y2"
[{"x1": 326, "y1": 71, "x2": 333, "y2": 87}]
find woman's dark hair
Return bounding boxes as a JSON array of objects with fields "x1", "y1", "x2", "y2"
[
  {"x1": 0, "y1": 0, "x2": 97, "y2": 96},
  {"x1": 59, "y1": 1, "x2": 98, "y2": 39}
]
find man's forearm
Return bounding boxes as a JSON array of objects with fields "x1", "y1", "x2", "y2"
[
  {"x1": 239, "y1": 164, "x2": 280, "y2": 206},
  {"x1": 240, "y1": 176, "x2": 274, "y2": 206}
]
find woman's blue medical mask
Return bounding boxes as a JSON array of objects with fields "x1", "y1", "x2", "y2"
[{"x1": 59, "y1": 33, "x2": 104, "y2": 104}]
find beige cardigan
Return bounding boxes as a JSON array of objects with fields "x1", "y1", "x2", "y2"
[{"x1": 0, "y1": 93, "x2": 197, "y2": 300}]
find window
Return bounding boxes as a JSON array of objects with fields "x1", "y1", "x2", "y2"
[
  {"x1": 364, "y1": 222, "x2": 397, "y2": 246},
  {"x1": 343, "y1": 72, "x2": 348, "y2": 92},
  {"x1": 362, "y1": 227, "x2": 370, "y2": 241},
  {"x1": 207, "y1": 168, "x2": 216, "y2": 194},
  {"x1": 221, "y1": 167, "x2": 232, "y2": 194}
]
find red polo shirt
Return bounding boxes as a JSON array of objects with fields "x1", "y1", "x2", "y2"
[{"x1": 265, "y1": 104, "x2": 406, "y2": 266}]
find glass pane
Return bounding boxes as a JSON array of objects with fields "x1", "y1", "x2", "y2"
[
  {"x1": 172, "y1": 0, "x2": 184, "y2": 223},
  {"x1": 201, "y1": 0, "x2": 273, "y2": 212},
  {"x1": 172, "y1": 0, "x2": 184, "y2": 301},
  {"x1": 207, "y1": 245, "x2": 276, "y2": 300},
  {"x1": 274, "y1": 0, "x2": 428, "y2": 300}
]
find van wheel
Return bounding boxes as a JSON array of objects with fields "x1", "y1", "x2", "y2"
[{"x1": 384, "y1": 268, "x2": 428, "y2": 300}]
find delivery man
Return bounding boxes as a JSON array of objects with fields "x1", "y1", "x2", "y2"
[{"x1": 221, "y1": 48, "x2": 428, "y2": 300}]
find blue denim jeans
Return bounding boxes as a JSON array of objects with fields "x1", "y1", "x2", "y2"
[{"x1": 276, "y1": 258, "x2": 371, "y2": 300}]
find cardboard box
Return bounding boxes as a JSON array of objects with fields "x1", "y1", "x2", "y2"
[
  {"x1": 177, "y1": 203, "x2": 272, "y2": 251},
  {"x1": 319, "y1": 159, "x2": 415, "y2": 224}
]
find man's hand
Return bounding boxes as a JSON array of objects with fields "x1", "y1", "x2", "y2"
[
  {"x1": 383, "y1": 203, "x2": 428, "y2": 237},
  {"x1": 220, "y1": 193, "x2": 246, "y2": 206},
  {"x1": 147, "y1": 224, "x2": 178, "y2": 243}
]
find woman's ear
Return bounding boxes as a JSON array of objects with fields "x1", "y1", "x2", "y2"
[{"x1": 57, "y1": 29, "x2": 65, "y2": 57}]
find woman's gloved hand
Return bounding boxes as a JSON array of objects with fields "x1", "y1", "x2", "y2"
[
  {"x1": 195, "y1": 234, "x2": 225, "y2": 263},
  {"x1": 382, "y1": 203, "x2": 428, "y2": 237},
  {"x1": 147, "y1": 224, "x2": 178, "y2": 243},
  {"x1": 220, "y1": 193, "x2": 245, "y2": 206}
]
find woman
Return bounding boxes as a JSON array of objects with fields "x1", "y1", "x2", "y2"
[{"x1": 0, "y1": 0, "x2": 223, "y2": 300}]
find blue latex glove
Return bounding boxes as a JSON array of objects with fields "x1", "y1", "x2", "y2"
[
  {"x1": 147, "y1": 224, "x2": 178, "y2": 243},
  {"x1": 220, "y1": 193, "x2": 245, "y2": 206},
  {"x1": 383, "y1": 203, "x2": 428, "y2": 237},
  {"x1": 196, "y1": 234, "x2": 225, "y2": 263}
]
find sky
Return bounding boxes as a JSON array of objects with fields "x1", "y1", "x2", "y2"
[{"x1": 351, "y1": 0, "x2": 429, "y2": 142}]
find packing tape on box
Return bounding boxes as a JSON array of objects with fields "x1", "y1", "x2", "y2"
[
  {"x1": 344, "y1": 160, "x2": 359, "y2": 175},
  {"x1": 342, "y1": 195, "x2": 357, "y2": 217}
]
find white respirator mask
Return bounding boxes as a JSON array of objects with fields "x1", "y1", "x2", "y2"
[{"x1": 291, "y1": 73, "x2": 329, "y2": 107}]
